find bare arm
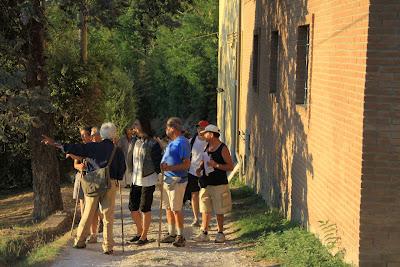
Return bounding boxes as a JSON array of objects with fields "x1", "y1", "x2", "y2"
[
  {"x1": 161, "y1": 158, "x2": 191, "y2": 172},
  {"x1": 73, "y1": 159, "x2": 85, "y2": 172},
  {"x1": 68, "y1": 154, "x2": 84, "y2": 161},
  {"x1": 208, "y1": 146, "x2": 234, "y2": 171}
]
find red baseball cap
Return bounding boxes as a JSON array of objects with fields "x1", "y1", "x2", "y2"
[{"x1": 196, "y1": 120, "x2": 209, "y2": 128}]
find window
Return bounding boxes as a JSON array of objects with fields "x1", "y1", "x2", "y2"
[
  {"x1": 252, "y1": 33, "x2": 259, "y2": 91},
  {"x1": 270, "y1": 30, "x2": 279, "y2": 93},
  {"x1": 296, "y1": 25, "x2": 310, "y2": 105}
]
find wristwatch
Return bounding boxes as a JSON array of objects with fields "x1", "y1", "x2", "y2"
[{"x1": 216, "y1": 164, "x2": 220, "y2": 169}]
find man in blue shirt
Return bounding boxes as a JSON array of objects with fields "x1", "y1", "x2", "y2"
[{"x1": 160, "y1": 117, "x2": 191, "y2": 247}]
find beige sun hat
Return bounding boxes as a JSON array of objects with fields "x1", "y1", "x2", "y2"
[{"x1": 200, "y1": 124, "x2": 220, "y2": 134}]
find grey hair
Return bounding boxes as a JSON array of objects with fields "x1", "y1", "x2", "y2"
[
  {"x1": 100, "y1": 122, "x2": 117, "y2": 140},
  {"x1": 167, "y1": 117, "x2": 183, "y2": 131}
]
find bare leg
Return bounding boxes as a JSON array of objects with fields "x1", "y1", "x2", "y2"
[
  {"x1": 141, "y1": 212, "x2": 151, "y2": 240},
  {"x1": 201, "y1": 212, "x2": 212, "y2": 232},
  {"x1": 131, "y1": 211, "x2": 143, "y2": 236},
  {"x1": 216, "y1": 214, "x2": 224, "y2": 232},
  {"x1": 191, "y1": 192, "x2": 200, "y2": 222},
  {"x1": 166, "y1": 209, "x2": 175, "y2": 226},
  {"x1": 173, "y1": 211, "x2": 184, "y2": 230}
]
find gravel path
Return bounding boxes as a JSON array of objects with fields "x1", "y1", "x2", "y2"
[{"x1": 52, "y1": 187, "x2": 266, "y2": 267}]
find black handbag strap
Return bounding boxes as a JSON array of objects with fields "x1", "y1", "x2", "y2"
[{"x1": 106, "y1": 145, "x2": 118, "y2": 168}]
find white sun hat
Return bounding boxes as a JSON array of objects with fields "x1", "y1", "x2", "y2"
[{"x1": 200, "y1": 124, "x2": 220, "y2": 134}]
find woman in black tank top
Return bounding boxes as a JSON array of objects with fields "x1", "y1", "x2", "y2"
[
  {"x1": 195, "y1": 124, "x2": 234, "y2": 243},
  {"x1": 202, "y1": 143, "x2": 229, "y2": 187}
]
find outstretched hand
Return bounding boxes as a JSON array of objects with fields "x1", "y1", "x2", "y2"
[
  {"x1": 41, "y1": 135, "x2": 55, "y2": 146},
  {"x1": 41, "y1": 135, "x2": 62, "y2": 149}
]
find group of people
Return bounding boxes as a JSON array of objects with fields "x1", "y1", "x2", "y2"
[{"x1": 41, "y1": 116, "x2": 234, "y2": 255}]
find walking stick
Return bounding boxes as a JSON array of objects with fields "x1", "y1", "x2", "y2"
[
  {"x1": 119, "y1": 181, "x2": 125, "y2": 252},
  {"x1": 70, "y1": 172, "x2": 82, "y2": 236},
  {"x1": 158, "y1": 171, "x2": 164, "y2": 248}
]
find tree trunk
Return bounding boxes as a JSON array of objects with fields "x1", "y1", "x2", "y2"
[
  {"x1": 27, "y1": 0, "x2": 63, "y2": 221},
  {"x1": 80, "y1": 0, "x2": 88, "y2": 64}
]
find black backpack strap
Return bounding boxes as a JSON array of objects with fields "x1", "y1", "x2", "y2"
[
  {"x1": 204, "y1": 143, "x2": 209, "y2": 152},
  {"x1": 190, "y1": 133, "x2": 198, "y2": 150},
  {"x1": 106, "y1": 145, "x2": 118, "y2": 167}
]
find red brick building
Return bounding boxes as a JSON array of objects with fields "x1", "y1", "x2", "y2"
[{"x1": 218, "y1": 0, "x2": 400, "y2": 265}]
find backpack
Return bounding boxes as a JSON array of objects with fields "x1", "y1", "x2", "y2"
[{"x1": 80, "y1": 145, "x2": 117, "y2": 197}]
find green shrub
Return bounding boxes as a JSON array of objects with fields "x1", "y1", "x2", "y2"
[
  {"x1": 231, "y1": 184, "x2": 351, "y2": 266},
  {"x1": 0, "y1": 234, "x2": 28, "y2": 265},
  {"x1": 256, "y1": 229, "x2": 350, "y2": 267}
]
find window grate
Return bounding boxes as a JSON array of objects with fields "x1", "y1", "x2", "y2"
[{"x1": 296, "y1": 25, "x2": 310, "y2": 105}]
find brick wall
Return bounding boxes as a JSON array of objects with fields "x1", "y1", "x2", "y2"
[
  {"x1": 359, "y1": 1, "x2": 400, "y2": 266},
  {"x1": 237, "y1": 0, "x2": 370, "y2": 264}
]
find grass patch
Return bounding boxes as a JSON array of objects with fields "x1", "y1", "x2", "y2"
[
  {"x1": 256, "y1": 229, "x2": 349, "y2": 267},
  {"x1": 230, "y1": 176, "x2": 350, "y2": 267},
  {"x1": 0, "y1": 226, "x2": 40, "y2": 265},
  {"x1": 0, "y1": 185, "x2": 75, "y2": 266},
  {"x1": 18, "y1": 231, "x2": 71, "y2": 267},
  {"x1": 0, "y1": 233, "x2": 28, "y2": 264}
]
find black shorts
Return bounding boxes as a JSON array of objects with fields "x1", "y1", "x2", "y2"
[
  {"x1": 128, "y1": 185, "x2": 155, "y2": 213},
  {"x1": 187, "y1": 173, "x2": 201, "y2": 193}
]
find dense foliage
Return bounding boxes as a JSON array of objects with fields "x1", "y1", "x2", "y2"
[{"x1": 0, "y1": 0, "x2": 217, "y2": 190}]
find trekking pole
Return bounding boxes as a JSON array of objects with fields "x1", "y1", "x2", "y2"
[
  {"x1": 70, "y1": 172, "x2": 82, "y2": 236},
  {"x1": 119, "y1": 181, "x2": 125, "y2": 252},
  {"x1": 158, "y1": 171, "x2": 164, "y2": 248}
]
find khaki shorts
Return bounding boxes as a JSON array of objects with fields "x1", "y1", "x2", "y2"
[
  {"x1": 200, "y1": 184, "x2": 232, "y2": 214},
  {"x1": 163, "y1": 181, "x2": 188, "y2": 211}
]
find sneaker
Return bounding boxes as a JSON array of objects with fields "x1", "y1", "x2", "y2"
[
  {"x1": 173, "y1": 235, "x2": 186, "y2": 247},
  {"x1": 191, "y1": 220, "x2": 200, "y2": 227},
  {"x1": 86, "y1": 235, "x2": 97, "y2": 244},
  {"x1": 215, "y1": 232, "x2": 226, "y2": 243},
  {"x1": 193, "y1": 232, "x2": 210, "y2": 242},
  {"x1": 103, "y1": 250, "x2": 113, "y2": 255},
  {"x1": 136, "y1": 239, "x2": 149, "y2": 246},
  {"x1": 160, "y1": 234, "x2": 177, "y2": 243},
  {"x1": 128, "y1": 235, "x2": 141, "y2": 243}
]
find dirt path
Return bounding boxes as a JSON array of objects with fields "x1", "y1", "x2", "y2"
[{"x1": 52, "y1": 187, "x2": 265, "y2": 267}]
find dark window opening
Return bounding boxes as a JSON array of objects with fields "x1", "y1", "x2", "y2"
[
  {"x1": 252, "y1": 33, "x2": 259, "y2": 91},
  {"x1": 270, "y1": 30, "x2": 279, "y2": 93},
  {"x1": 296, "y1": 25, "x2": 310, "y2": 105}
]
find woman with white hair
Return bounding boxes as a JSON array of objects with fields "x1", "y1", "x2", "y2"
[{"x1": 41, "y1": 122, "x2": 126, "y2": 255}]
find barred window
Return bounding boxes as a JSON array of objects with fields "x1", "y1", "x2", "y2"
[{"x1": 296, "y1": 25, "x2": 310, "y2": 105}]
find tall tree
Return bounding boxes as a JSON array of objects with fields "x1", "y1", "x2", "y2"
[
  {"x1": 27, "y1": 0, "x2": 63, "y2": 220},
  {"x1": 0, "y1": 0, "x2": 63, "y2": 219}
]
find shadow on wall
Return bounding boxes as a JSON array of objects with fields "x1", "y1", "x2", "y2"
[{"x1": 243, "y1": 0, "x2": 313, "y2": 227}]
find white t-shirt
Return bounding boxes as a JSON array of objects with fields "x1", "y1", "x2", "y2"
[
  {"x1": 131, "y1": 139, "x2": 158, "y2": 187},
  {"x1": 188, "y1": 136, "x2": 208, "y2": 177}
]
